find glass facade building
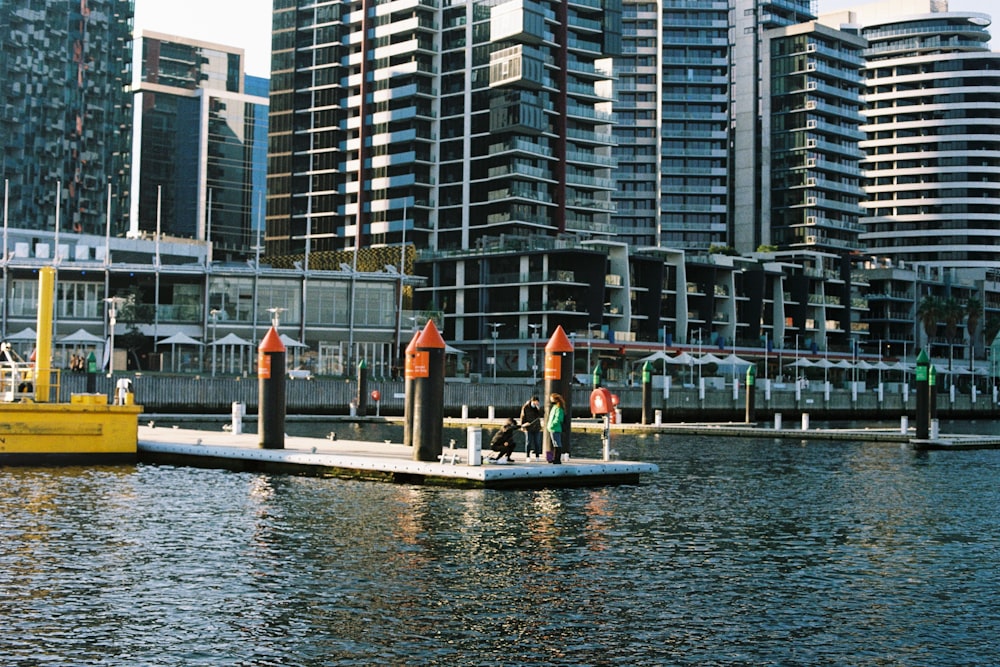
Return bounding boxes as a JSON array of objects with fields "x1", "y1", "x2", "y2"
[
  {"x1": 131, "y1": 32, "x2": 268, "y2": 258},
  {"x1": 268, "y1": 0, "x2": 622, "y2": 360},
  {"x1": 0, "y1": 0, "x2": 133, "y2": 237},
  {"x1": 764, "y1": 21, "x2": 867, "y2": 253}
]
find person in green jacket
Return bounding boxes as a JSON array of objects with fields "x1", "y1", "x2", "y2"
[{"x1": 546, "y1": 392, "x2": 566, "y2": 464}]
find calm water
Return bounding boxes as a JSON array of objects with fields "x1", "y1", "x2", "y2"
[{"x1": 3, "y1": 421, "x2": 1000, "y2": 666}]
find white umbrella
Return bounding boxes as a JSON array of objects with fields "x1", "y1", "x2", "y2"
[
  {"x1": 637, "y1": 351, "x2": 671, "y2": 364},
  {"x1": 157, "y1": 332, "x2": 204, "y2": 347},
  {"x1": 786, "y1": 358, "x2": 815, "y2": 368},
  {"x1": 279, "y1": 333, "x2": 308, "y2": 370},
  {"x1": 6, "y1": 326, "x2": 37, "y2": 341},
  {"x1": 279, "y1": 333, "x2": 307, "y2": 348},
  {"x1": 58, "y1": 328, "x2": 105, "y2": 345},
  {"x1": 833, "y1": 359, "x2": 854, "y2": 369},
  {"x1": 156, "y1": 332, "x2": 203, "y2": 373},
  {"x1": 667, "y1": 351, "x2": 703, "y2": 365},
  {"x1": 698, "y1": 352, "x2": 725, "y2": 366},
  {"x1": 668, "y1": 351, "x2": 703, "y2": 386},
  {"x1": 717, "y1": 353, "x2": 752, "y2": 367},
  {"x1": 211, "y1": 332, "x2": 252, "y2": 346},
  {"x1": 210, "y1": 332, "x2": 253, "y2": 374}
]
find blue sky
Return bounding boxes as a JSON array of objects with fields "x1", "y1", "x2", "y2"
[{"x1": 133, "y1": 0, "x2": 999, "y2": 79}]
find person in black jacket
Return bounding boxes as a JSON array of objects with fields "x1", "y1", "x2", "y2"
[
  {"x1": 519, "y1": 395, "x2": 543, "y2": 461},
  {"x1": 489, "y1": 417, "x2": 519, "y2": 463}
]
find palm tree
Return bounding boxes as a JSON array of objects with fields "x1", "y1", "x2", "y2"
[
  {"x1": 985, "y1": 315, "x2": 1000, "y2": 348},
  {"x1": 916, "y1": 296, "x2": 941, "y2": 349},
  {"x1": 942, "y1": 297, "x2": 963, "y2": 343},
  {"x1": 966, "y1": 296, "x2": 982, "y2": 362}
]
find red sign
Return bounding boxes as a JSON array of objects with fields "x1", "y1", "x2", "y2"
[
  {"x1": 258, "y1": 351, "x2": 271, "y2": 379},
  {"x1": 411, "y1": 351, "x2": 430, "y2": 378},
  {"x1": 544, "y1": 353, "x2": 561, "y2": 380}
]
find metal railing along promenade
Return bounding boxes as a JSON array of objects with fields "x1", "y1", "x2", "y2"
[{"x1": 57, "y1": 373, "x2": 1000, "y2": 421}]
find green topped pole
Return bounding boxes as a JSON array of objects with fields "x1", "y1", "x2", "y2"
[
  {"x1": 641, "y1": 361, "x2": 653, "y2": 424},
  {"x1": 592, "y1": 362, "x2": 602, "y2": 389},
  {"x1": 86, "y1": 351, "x2": 97, "y2": 393},
  {"x1": 928, "y1": 362, "x2": 938, "y2": 423},
  {"x1": 915, "y1": 349, "x2": 929, "y2": 439},
  {"x1": 745, "y1": 364, "x2": 757, "y2": 423}
]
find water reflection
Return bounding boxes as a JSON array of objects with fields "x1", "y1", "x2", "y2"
[{"x1": 3, "y1": 423, "x2": 1000, "y2": 664}]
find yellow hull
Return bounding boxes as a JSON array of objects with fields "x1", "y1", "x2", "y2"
[{"x1": 0, "y1": 398, "x2": 142, "y2": 465}]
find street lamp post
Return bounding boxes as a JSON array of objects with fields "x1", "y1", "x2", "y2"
[
  {"x1": 489, "y1": 322, "x2": 503, "y2": 382},
  {"x1": 878, "y1": 338, "x2": 883, "y2": 388},
  {"x1": 104, "y1": 297, "x2": 124, "y2": 378},
  {"x1": 763, "y1": 331, "x2": 769, "y2": 380},
  {"x1": 587, "y1": 322, "x2": 600, "y2": 376},
  {"x1": 528, "y1": 323, "x2": 541, "y2": 386},
  {"x1": 210, "y1": 308, "x2": 219, "y2": 377},
  {"x1": 697, "y1": 328, "x2": 703, "y2": 386}
]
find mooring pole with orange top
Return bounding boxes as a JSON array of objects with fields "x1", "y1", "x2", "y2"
[
  {"x1": 543, "y1": 325, "x2": 575, "y2": 459},
  {"x1": 257, "y1": 326, "x2": 287, "y2": 449},
  {"x1": 411, "y1": 320, "x2": 446, "y2": 462},
  {"x1": 403, "y1": 330, "x2": 421, "y2": 447}
]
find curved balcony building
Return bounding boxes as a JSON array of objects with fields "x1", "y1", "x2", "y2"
[{"x1": 856, "y1": 7, "x2": 1000, "y2": 269}]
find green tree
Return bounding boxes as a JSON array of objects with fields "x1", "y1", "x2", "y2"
[
  {"x1": 966, "y1": 296, "x2": 982, "y2": 358},
  {"x1": 916, "y1": 296, "x2": 941, "y2": 346},
  {"x1": 111, "y1": 288, "x2": 155, "y2": 370},
  {"x1": 942, "y1": 297, "x2": 963, "y2": 343},
  {"x1": 985, "y1": 315, "x2": 1000, "y2": 347}
]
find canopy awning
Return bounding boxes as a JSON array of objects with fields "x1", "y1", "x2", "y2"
[
  {"x1": 157, "y1": 332, "x2": 204, "y2": 347},
  {"x1": 58, "y1": 328, "x2": 104, "y2": 345},
  {"x1": 5, "y1": 326, "x2": 37, "y2": 341},
  {"x1": 210, "y1": 332, "x2": 253, "y2": 347},
  {"x1": 279, "y1": 333, "x2": 307, "y2": 348},
  {"x1": 667, "y1": 351, "x2": 703, "y2": 365}
]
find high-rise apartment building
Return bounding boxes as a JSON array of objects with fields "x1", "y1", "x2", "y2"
[
  {"x1": 615, "y1": 1, "x2": 868, "y2": 258},
  {"x1": 839, "y1": 2, "x2": 1000, "y2": 269},
  {"x1": 0, "y1": 0, "x2": 133, "y2": 237},
  {"x1": 762, "y1": 22, "x2": 867, "y2": 254},
  {"x1": 268, "y1": 0, "x2": 622, "y2": 363},
  {"x1": 820, "y1": 0, "x2": 1000, "y2": 362},
  {"x1": 614, "y1": 0, "x2": 731, "y2": 251},
  {"x1": 268, "y1": 0, "x2": 619, "y2": 256},
  {"x1": 131, "y1": 31, "x2": 268, "y2": 258}
]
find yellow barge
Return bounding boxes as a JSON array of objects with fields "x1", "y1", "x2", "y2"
[{"x1": 0, "y1": 266, "x2": 141, "y2": 465}]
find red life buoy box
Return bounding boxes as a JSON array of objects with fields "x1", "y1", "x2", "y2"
[{"x1": 590, "y1": 387, "x2": 613, "y2": 415}]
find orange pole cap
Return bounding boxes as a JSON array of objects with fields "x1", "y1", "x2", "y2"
[
  {"x1": 417, "y1": 319, "x2": 446, "y2": 349},
  {"x1": 545, "y1": 325, "x2": 574, "y2": 353}
]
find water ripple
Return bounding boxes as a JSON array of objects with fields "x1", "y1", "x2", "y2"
[{"x1": 2, "y1": 427, "x2": 1000, "y2": 665}]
